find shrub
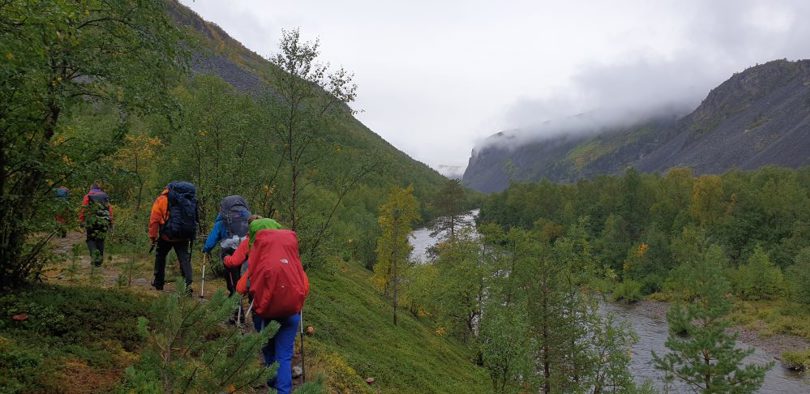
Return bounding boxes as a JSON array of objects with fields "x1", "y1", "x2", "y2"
[
  {"x1": 613, "y1": 280, "x2": 643, "y2": 303},
  {"x1": 734, "y1": 247, "x2": 785, "y2": 300},
  {"x1": 787, "y1": 247, "x2": 810, "y2": 304},
  {"x1": 781, "y1": 348, "x2": 810, "y2": 371},
  {"x1": 120, "y1": 281, "x2": 275, "y2": 393}
]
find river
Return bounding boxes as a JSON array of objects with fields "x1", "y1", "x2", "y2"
[{"x1": 409, "y1": 211, "x2": 810, "y2": 393}]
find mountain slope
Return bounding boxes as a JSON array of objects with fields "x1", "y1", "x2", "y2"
[
  {"x1": 166, "y1": 1, "x2": 447, "y2": 197},
  {"x1": 464, "y1": 59, "x2": 810, "y2": 192}
]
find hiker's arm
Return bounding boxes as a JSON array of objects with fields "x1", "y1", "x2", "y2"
[
  {"x1": 148, "y1": 195, "x2": 167, "y2": 241},
  {"x1": 224, "y1": 237, "x2": 249, "y2": 268},
  {"x1": 301, "y1": 263, "x2": 310, "y2": 296},
  {"x1": 202, "y1": 216, "x2": 223, "y2": 253},
  {"x1": 236, "y1": 273, "x2": 248, "y2": 294},
  {"x1": 78, "y1": 194, "x2": 89, "y2": 224}
]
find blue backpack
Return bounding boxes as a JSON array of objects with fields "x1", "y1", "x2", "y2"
[{"x1": 161, "y1": 181, "x2": 198, "y2": 240}]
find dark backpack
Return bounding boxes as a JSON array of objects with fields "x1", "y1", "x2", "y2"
[
  {"x1": 161, "y1": 181, "x2": 198, "y2": 240},
  {"x1": 220, "y1": 195, "x2": 250, "y2": 238},
  {"x1": 86, "y1": 191, "x2": 111, "y2": 233}
]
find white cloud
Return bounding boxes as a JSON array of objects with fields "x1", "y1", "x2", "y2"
[{"x1": 179, "y1": 0, "x2": 810, "y2": 169}]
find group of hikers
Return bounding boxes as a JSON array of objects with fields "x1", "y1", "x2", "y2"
[{"x1": 69, "y1": 181, "x2": 309, "y2": 394}]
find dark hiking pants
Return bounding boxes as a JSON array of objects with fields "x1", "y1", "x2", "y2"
[
  {"x1": 86, "y1": 230, "x2": 105, "y2": 267},
  {"x1": 153, "y1": 239, "x2": 192, "y2": 289}
]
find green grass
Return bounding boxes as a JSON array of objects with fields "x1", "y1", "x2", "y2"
[
  {"x1": 0, "y1": 284, "x2": 151, "y2": 393},
  {"x1": 305, "y1": 261, "x2": 490, "y2": 393},
  {"x1": 728, "y1": 299, "x2": 810, "y2": 339}
]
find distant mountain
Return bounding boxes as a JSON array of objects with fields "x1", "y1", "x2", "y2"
[{"x1": 463, "y1": 59, "x2": 810, "y2": 193}]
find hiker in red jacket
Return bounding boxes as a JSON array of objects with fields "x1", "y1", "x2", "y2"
[{"x1": 225, "y1": 218, "x2": 309, "y2": 394}]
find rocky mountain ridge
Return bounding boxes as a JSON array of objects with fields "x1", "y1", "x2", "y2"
[{"x1": 463, "y1": 59, "x2": 810, "y2": 193}]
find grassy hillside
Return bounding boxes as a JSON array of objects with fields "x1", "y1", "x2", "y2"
[
  {"x1": 305, "y1": 262, "x2": 489, "y2": 393},
  {"x1": 0, "y1": 239, "x2": 488, "y2": 393}
]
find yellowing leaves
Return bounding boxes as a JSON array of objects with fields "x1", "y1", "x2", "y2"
[
  {"x1": 634, "y1": 243, "x2": 649, "y2": 258},
  {"x1": 434, "y1": 326, "x2": 447, "y2": 337}
]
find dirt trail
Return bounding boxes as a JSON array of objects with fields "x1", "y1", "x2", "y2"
[{"x1": 45, "y1": 231, "x2": 229, "y2": 298}]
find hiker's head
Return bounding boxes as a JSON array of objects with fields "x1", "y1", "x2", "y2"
[
  {"x1": 248, "y1": 218, "x2": 283, "y2": 247},
  {"x1": 90, "y1": 181, "x2": 102, "y2": 191},
  {"x1": 248, "y1": 214, "x2": 263, "y2": 224}
]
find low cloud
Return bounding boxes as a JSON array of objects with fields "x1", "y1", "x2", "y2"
[{"x1": 491, "y1": 0, "x2": 810, "y2": 151}]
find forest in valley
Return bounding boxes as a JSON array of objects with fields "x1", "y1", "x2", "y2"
[{"x1": 384, "y1": 166, "x2": 810, "y2": 392}]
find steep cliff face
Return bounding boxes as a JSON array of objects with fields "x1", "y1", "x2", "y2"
[
  {"x1": 463, "y1": 60, "x2": 810, "y2": 193},
  {"x1": 637, "y1": 60, "x2": 810, "y2": 173}
]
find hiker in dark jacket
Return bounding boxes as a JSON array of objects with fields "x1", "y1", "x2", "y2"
[
  {"x1": 149, "y1": 182, "x2": 198, "y2": 291},
  {"x1": 79, "y1": 183, "x2": 112, "y2": 267},
  {"x1": 202, "y1": 195, "x2": 251, "y2": 297}
]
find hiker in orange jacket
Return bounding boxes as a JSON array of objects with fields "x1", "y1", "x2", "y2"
[{"x1": 148, "y1": 182, "x2": 198, "y2": 291}]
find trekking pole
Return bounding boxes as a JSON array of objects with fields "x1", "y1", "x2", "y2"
[
  {"x1": 300, "y1": 308, "x2": 306, "y2": 384},
  {"x1": 199, "y1": 253, "x2": 207, "y2": 299},
  {"x1": 236, "y1": 295, "x2": 243, "y2": 327}
]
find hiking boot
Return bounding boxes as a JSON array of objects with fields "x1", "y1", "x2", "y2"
[
  {"x1": 186, "y1": 287, "x2": 194, "y2": 297},
  {"x1": 151, "y1": 281, "x2": 163, "y2": 291}
]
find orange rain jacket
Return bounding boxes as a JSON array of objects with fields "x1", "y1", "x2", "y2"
[{"x1": 148, "y1": 188, "x2": 169, "y2": 242}]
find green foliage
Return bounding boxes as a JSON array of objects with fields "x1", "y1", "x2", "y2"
[
  {"x1": 0, "y1": 285, "x2": 151, "y2": 393},
  {"x1": 304, "y1": 262, "x2": 490, "y2": 393},
  {"x1": 781, "y1": 348, "x2": 810, "y2": 371},
  {"x1": 429, "y1": 178, "x2": 468, "y2": 240},
  {"x1": 653, "y1": 245, "x2": 771, "y2": 393},
  {"x1": 414, "y1": 224, "x2": 641, "y2": 392},
  {"x1": 424, "y1": 230, "x2": 486, "y2": 342},
  {"x1": 0, "y1": 336, "x2": 44, "y2": 393},
  {"x1": 612, "y1": 279, "x2": 643, "y2": 303},
  {"x1": 480, "y1": 165, "x2": 810, "y2": 300},
  {"x1": 787, "y1": 247, "x2": 810, "y2": 304},
  {"x1": 733, "y1": 246, "x2": 785, "y2": 300},
  {"x1": 374, "y1": 186, "x2": 419, "y2": 325},
  {"x1": 479, "y1": 301, "x2": 531, "y2": 393},
  {"x1": 0, "y1": 0, "x2": 184, "y2": 288},
  {"x1": 121, "y1": 281, "x2": 275, "y2": 393}
]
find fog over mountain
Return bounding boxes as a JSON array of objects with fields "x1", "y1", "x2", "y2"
[{"x1": 488, "y1": 0, "x2": 810, "y2": 150}]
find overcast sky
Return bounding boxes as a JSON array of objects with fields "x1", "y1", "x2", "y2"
[{"x1": 179, "y1": 0, "x2": 810, "y2": 173}]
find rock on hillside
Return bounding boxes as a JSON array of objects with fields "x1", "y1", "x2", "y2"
[{"x1": 463, "y1": 59, "x2": 810, "y2": 193}]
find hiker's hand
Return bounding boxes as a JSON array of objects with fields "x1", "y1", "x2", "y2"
[{"x1": 149, "y1": 235, "x2": 157, "y2": 243}]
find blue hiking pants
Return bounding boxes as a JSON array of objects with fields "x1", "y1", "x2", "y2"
[{"x1": 253, "y1": 312, "x2": 301, "y2": 394}]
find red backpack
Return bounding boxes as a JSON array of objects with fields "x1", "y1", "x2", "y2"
[{"x1": 248, "y1": 229, "x2": 310, "y2": 319}]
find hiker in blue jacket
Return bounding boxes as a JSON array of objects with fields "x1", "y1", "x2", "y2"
[{"x1": 203, "y1": 195, "x2": 251, "y2": 297}]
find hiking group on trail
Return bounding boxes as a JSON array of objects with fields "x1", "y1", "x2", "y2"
[
  {"x1": 148, "y1": 182, "x2": 310, "y2": 393},
  {"x1": 65, "y1": 180, "x2": 310, "y2": 394}
]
